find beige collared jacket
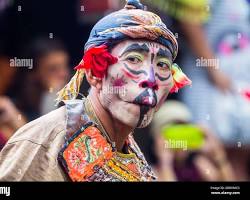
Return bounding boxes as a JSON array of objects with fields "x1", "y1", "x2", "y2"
[{"x1": 0, "y1": 100, "x2": 156, "y2": 181}]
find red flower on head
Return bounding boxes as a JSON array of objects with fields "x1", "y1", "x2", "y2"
[
  {"x1": 74, "y1": 45, "x2": 118, "y2": 78},
  {"x1": 242, "y1": 89, "x2": 250, "y2": 101}
]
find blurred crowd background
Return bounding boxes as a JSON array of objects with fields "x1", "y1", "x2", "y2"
[{"x1": 0, "y1": 0, "x2": 250, "y2": 181}]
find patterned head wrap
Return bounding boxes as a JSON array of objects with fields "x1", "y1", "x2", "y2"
[
  {"x1": 56, "y1": 0, "x2": 190, "y2": 104},
  {"x1": 84, "y1": 0, "x2": 178, "y2": 59}
]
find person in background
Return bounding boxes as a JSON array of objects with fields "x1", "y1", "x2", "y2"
[
  {"x1": 151, "y1": 100, "x2": 235, "y2": 181},
  {"x1": 0, "y1": 51, "x2": 27, "y2": 149},
  {"x1": 9, "y1": 38, "x2": 70, "y2": 121},
  {"x1": 0, "y1": 54, "x2": 16, "y2": 95},
  {"x1": 0, "y1": 97, "x2": 27, "y2": 150}
]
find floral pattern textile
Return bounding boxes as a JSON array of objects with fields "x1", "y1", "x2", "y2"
[
  {"x1": 58, "y1": 122, "x2": 156, "y2": 182},
  {"x1": 58, "y1": 100, "x2": 156, "y2": 182}
]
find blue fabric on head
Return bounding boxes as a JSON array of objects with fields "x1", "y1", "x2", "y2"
[{"x1": 84, "y1": 0, "x2": 178, "y2": 60}]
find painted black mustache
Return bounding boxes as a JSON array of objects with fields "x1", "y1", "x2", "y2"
[{"x1": 133, "y1": 89, "x2": 157, "y2": 108}]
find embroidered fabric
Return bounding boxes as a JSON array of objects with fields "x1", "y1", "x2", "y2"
[{"x1": 58, "y1": 99, "x2": 156, "y2": 181}]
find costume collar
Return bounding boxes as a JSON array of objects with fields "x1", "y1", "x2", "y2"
[
  {"x1": 63, "y1": 98, "x2": 91, "y2": 140},
  {"x1": 62, "y1": 99, "x2": 155, "y2": 168}
]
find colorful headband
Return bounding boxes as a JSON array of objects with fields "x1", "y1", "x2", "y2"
[{"x1": 56, "y1": 0, "x2": 191, "y2": 104}]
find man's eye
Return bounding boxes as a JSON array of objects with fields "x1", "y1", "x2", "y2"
[
  {"x1": 126, "y1": 56, "x2": 141, "y2": 64},
  {"x1": 157, "y1": 62, "x2": 169, "y2": 69}
]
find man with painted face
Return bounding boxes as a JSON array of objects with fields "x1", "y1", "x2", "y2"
[{"x1": 0, "y1": 0, "x2": 191, "y2": 181}]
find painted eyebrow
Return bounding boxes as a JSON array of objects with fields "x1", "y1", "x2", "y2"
[
  {"x1": 120, "y1": 43, "x2": 149, "y2": 57},
  {"x1": 157, "y1": 48, "x2": 172, "y2": 60}
]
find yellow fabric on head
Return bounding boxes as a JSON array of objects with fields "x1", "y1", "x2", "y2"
[{"x1": 55, "y1": 69, "x2": 85, "y2": 105}]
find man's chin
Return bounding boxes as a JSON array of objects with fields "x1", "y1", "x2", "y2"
[
  {"x1": 123, "y1": 101, "x2": 155, "y2": 126},
  {"x1": 107, "y1": 100, "x2": 140, "y2": 128},
  {"x1": 136, "y1": 105, "x2": 155, "y2": 128},
  {"x1": 108, "y1": 100, "x2": 154, "y2": 129}
]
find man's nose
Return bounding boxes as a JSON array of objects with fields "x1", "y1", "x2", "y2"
[{"x1": 139, "y1": 66, "x2": 158, "y2": 90}]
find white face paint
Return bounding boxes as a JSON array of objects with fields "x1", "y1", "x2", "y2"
[{"x1": 99, "y1": 39, "x2": 174, "y2": 128}]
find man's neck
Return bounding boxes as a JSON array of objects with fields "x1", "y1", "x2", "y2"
[{"x1": 88, "y1": 89, "x2": 133, "y2": 152}]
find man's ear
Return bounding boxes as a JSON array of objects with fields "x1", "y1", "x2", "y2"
[{"x1": 85, "y1": 69, "x2": 102, "y2": 91}]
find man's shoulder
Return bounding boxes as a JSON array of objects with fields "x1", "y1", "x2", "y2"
[{"x1": 7, "y1": 106, "x2": 67, "y2": 147}]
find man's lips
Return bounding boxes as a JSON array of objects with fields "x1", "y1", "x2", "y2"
[
  {"x1": 132, "y1": 89, "x2": 157, "y2": 108},
  {"x1": 140, "y1": 96, "x2": 156, "y2": 107},
  {"x1": 124, "y1": 100, "x2": 155, "y2": 108}
]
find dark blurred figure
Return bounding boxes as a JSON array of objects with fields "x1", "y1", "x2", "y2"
[
  {"x1": 0, "y1": 48, "x2": 27, "y2": 149},
  {"x1": 0, "y1": 55, "x2": 15, "y2": 95},
  {"x1": 0, "y1": 97, "x2": 27, "y2": 150},
  {"x1": 9, "y1": 38, "x2": 70, "y2": 121}
]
